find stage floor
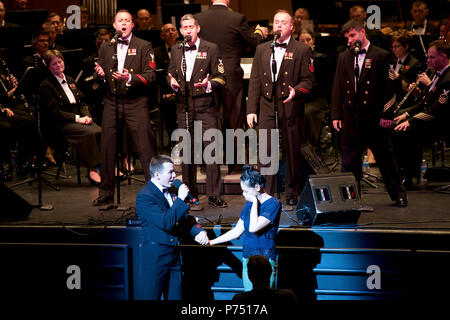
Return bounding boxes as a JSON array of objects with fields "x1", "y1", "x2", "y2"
[{"x1": 2, "y1": 161, "x2": 450, "y2": 231}]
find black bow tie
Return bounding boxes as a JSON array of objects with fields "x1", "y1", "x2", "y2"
[
  {"x1": 412, "y1": 24, "x2": 424, "y2": 29},
  {"x1": 354, "y1": 48, "x2": 366, "y2": 55},
  {"x1": 185, "y1": 44, "x2": 197, "y2": 51},
  {"x1": 397, "y1": 60, "x2": 403, "y2": 65},
  {"x1": 162, "y1": 188, "x2": 169, "y2": 194},
  {"x1": 275, "y1": 42, "x2": 287, "y2": 48},
  {"x1": 61, "y1": 79, "x2": 66, "y2": 84},
  {"x1": 118, "y1": 39, "x2": 129, "y2": 45}
]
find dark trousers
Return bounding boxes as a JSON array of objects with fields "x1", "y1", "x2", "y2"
[
  {"x1": 340, "y1": 111, "x2": 405, "y2": 200},
  {"x1": 140, "y1": 242, "x2": 182, "y2": 300},
  {"x1": 99, "y1": 95, "x2": 155, "y2": 199},
  {"x1": 258, "y1": 98, "x2": 304, "y2": 198},
  {"x1": 177, "y1": 96, "x2": 221, "y2": 198}
]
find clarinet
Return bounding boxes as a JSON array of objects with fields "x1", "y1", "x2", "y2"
[
  {"x1": 0, "y1": 57, "x2": 29, "y2": 109},
  {"x1": 393, "y1": 66, "x2": 433, "y2": 116}
]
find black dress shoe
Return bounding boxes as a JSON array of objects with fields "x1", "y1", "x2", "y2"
[
  {"x1": 394, "y1": 197, "x2": 408, "y2": 208},
  {"x1": 208, "y1": 196, "x2": 228, "y2": 208},
  {"x1": 92, "y1": 196, "x2": 113, "y2": 207}
]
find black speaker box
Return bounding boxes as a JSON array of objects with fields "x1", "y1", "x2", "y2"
[
  {"x1": 296, "y1": 173, "x2": 362, "y2": 225},
  {"x1": 0, "y1": 182, "x2": 33, "y2": 221}
]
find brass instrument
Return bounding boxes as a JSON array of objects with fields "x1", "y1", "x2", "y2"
[{"x1": 0, "y1": 57, "x2": 29, "y2": 109}]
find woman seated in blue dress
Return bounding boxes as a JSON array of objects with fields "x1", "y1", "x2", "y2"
[{"x1": 209, "y1": 165, "x2": 281, "y2": 291}]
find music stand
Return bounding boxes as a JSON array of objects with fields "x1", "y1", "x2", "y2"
[{"x1": 9, "y1": 66, "x2": 53, "y2": 210}]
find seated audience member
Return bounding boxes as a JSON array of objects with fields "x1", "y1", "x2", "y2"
[
  {"x1": 390, "y1": 30, "x2": 424, "y2": 109},
  {"x1": 39, "y1": 50, "x2": 102, "y2": 185},
  {"x1": 349, "y1": 5, "x2": 383, "y2": 41},
  {"x1": 393, "y1": 40, "x2": 450, "y2": 188},
  {"x1": 80, "y1": 6, "x2": 91, "y2": 29},
  {"x1": 232, "y1": 255, "x2": 297, "y2": 302}
]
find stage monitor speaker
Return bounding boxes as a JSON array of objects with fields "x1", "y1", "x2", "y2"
[
  {"x1": 296, "y1": 173, "x2": 362, "y2": 226},
  {"x1": 0, "y1": 182, "x2": 33, "y2": 221}
]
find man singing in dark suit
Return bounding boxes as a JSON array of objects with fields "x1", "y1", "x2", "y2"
[
  {"x1": 331, "y1": 19, "x2": 407, "y2": 207},
  {"x1": 93, "y1": 9, "x2": 156, "y2": 208},
  {"x1": 247, "y1": 10, "x2": 314, "y2": 206},
  {"x1": 168, "y1": 14, "x2": 227, "y2": 209},
  {"x1": 136, "y1": 155, "x2": 209, "y2": 300},
  {"x1": 393, "y1": 40, "x2": 450, "y2": 188},
  {"x1": 195, "y1": 0, "x2": 268, "y2": 173}
]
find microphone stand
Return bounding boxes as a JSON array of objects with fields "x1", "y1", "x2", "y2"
[
  {"x1": 270, "y1": 41, "x2": 281, "y2": 199},
  {"x1": 112, "y1": 41, "x2": 126, "y2": 210},
  {"x1": 182, "y1": 42, "x2": 197, "y2": 197},
  {"x1": 9, "y1": 56, "x2": 53, "y2": 210}
]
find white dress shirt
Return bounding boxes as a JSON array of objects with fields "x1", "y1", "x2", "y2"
[
  {"x1": 272, "y1": 36, "x2": 290, "y2": 80},
  {"x1": 53, "y1": 73, "x2": 79, "y2": 122}
]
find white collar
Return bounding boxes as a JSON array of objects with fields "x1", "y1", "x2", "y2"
[
  {"x1": 53, "y1": 73, "x2": 67, "y2": 84},
  {"x1": 151, "y1": 179, "x2": 168, "y2": 193}
]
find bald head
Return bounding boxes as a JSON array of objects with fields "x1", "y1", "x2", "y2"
[{"x1": 136, "y1": 9, "x2": 152, "y2": 30}]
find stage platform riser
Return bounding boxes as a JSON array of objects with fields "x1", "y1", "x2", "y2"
[{"x1": 1, "y1": 226, "x2": 450, "y2": 301}]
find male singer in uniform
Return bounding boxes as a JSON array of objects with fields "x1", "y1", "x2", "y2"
[
  {"x1": 331, "y1": 19, "x2": 407, "y2": 207},
  {"x1": 136, "y1": 155, "x2": 209, "y2": 300},
  {"x1": 168, "y1": 14, "x2": 227, "y2": 209},
  {"x1": 247, "y1": 10, "x2": 313, "y2": 206},
  {"x1": 93, "y1": 9, "x2": 156, "y2": 208},
  {"x1": 169, "y1": 14, "x2": 227, "y2": 208}
]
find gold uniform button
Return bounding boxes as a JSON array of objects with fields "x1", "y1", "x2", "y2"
[
  {"x1": 363, "y1": 101, "x2": 367, "y2": 104},
  {"x1": 265, "y1": 83, "x2": 268, "y2": 87},
  {"x1": 263, "y1": 72, "x2": 267, "y2": 76},
  {"x1": 346, "y1": 80, "x2": 350, "y2": 84},
  {"x1": 367, "y1": 81, "x2": 370, "y2": 84},
  {"x1": 282, "y1": 82, "x2": 286, "y2": 86},
  {"x1": 348, "y1": 101, "x2": 351, "y2": 104},
  {"x1": 109, "y1": 69, "x2": 113, "y2": 72},
  {"x1": 285, "y1": 71, "x2": 288, "y2": 75},
  {"x1": 347, "y1": 90, "x2": 350, "y2": 94},
  {"x1": 200, "y1": 69, "x2": 203, "y2": 72},
  {"x1": 281, "y1": 91, "x2": 284, "y2": 95},
  {"x1": 365, "y1": 91, "x2": 368, "y2": 94},
  {"x1": 130, "y1": 68, "x2": 134, "y2": 72},
  {"x1": 266, "y1": 92, "x2": 269, "y2": 96}
]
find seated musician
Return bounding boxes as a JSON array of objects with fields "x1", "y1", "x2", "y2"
[
  {"x1": 393, "y1": 40, "x2": 450, "y2": 188},
  {"x1": 39, "y1": 50, "x2": 102, "y2": 185}
]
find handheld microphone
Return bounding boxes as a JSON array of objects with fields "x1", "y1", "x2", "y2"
[
  {"x1": 173, "y1": 179, "x2": 199, "y2": 205},
  {"x1": 271, "y1": 31, "x2": 281, "y2": 48},
  {"x1": 110, "y1": 30, "x2": 123, "y2": 46},
  {"x1": 352, "y1": 40, "x2": 362, "y2": 54}
]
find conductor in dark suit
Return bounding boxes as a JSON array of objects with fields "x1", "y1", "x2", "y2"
[
  {"x1": 154, "y1": 23, "x2": 179, "y2": 149},
  {"x1": 195, "y1": 0, "x2": 268, "y2": 172},
  {"x1": 168, "y1": 14, "x2": 227, "y2": 209},
  {"x1": 331, "y1": 19, "x2": 407, "y2": 207},
  {"x1": 93, "y1": 9, "x2": 156, "y2": 207},
  {"x1": 39, "y1": 50, "x2": 102, "y2": 184},
  {"x1": 247, "y1": 10, "x2": 314, "y2": 205},
  {"x1": 136, "y1": 155, "x2": 209, "y2": 300}
]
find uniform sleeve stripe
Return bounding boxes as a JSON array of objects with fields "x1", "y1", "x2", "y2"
[
  {"x1": 297, "y1": 88, "x2": 310, "y2": 94},
  {"x1": 413, "y1": 112, "x2": 435, "y2": 121},
  {"x1": 137, "y1": 74, "x2": 148, "y2": 86},
  {"x1": 383, "y1": 94, "x2": 396, "y2": 112},
  {"x1": 211, "y1": 78, "x2": 226, "y2": 85}
]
